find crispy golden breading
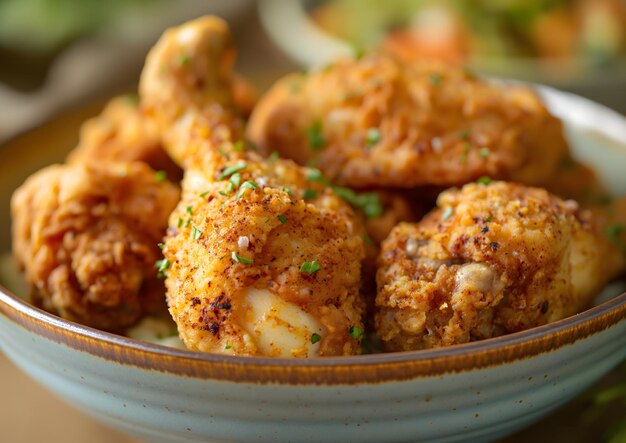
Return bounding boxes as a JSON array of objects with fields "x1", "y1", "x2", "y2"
[
  {"x1": 376, "y1": 182, "x2": 624, "y2": 351},
  {"x1": 140, "y1": 16, "x2": 366, "y2": 357},
  {"x1": 11, "y1": 162, "x2": 180, "y2": 331},
  {"x1": 68, "y1": 95, "x2": 183, "y2": 181},
  {"x1": 247, "y1": 55, "x2": 568, "y2": 189}
]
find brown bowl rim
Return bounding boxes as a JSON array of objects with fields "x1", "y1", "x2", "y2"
[{"x1": 1, "y1": 283, "x2": 625, "y2": 385}]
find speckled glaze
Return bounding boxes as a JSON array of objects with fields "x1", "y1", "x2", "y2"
[{"x1": 1, "y1": 87, "x2": 625, "y2": 443}]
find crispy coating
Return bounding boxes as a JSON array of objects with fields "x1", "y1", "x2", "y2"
[
  {"x1": 68, "y1": 95, "x2": 183, "y2": 181},
  {"x1": 376, "y1": 181, "x2": 624, "y2": 351},
  {"x1": 11, "y1": 162, "x2": 180, "y2": 331},
  {"x1": 140, "y1": 16, "x2": 366, "y2": 357},
  {"x1": 247, "y1": 55, "x2": 568, "y2": 189}
]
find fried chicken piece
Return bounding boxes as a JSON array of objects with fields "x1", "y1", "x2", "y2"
[
  {"x1": 140, "y1": 16, "x2": 366, "y2": 357},
  {"x1": 247, "y1": 55, "x2": 568, "y2": 189},
  {"x1": 11, "y1": 162, "x2": 180, "y2": 331},
  {"x1": 376, "y1": 181, "x2": 624, "y2": 351},
  {"x1": 67, "y1": 95, "x2": 183, "y2": 181}
]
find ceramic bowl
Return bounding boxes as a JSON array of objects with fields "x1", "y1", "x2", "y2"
[{"x1": 1, "y1": 87, "x2": 626, "y2": 443}]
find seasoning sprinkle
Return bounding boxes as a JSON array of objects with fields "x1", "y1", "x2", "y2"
[
  {"x1": 233, "y1": 141, "x2": 245, "y2": 152},
  {"x1": 199, "y1": 191, "x2": 210, "y2": 198},
  {"x1": 300, "y1": 260, "x2": 321, "y2": 275},
  {"x1": 278, "y1": 214, "x2": 287, "y2": 224},
  {"x1": 224, "y1": 344, "x2": 232, "y2": 350},
  {"x1": 229, "y1": 172, "x2": 241, "y2": 188},
  {"x1": 349, "y1": 325, "x2": 365, "y2": 340},
  {"x1": 231, "y1": 251, "x2": 253, "y2": 264},
  {"x1": 154, "y1": 170, "x2": 167, "y2": 182},
  {"x1": 157, "y1": 242, "x2": 164, "y2": 250},
  {"x1": 332, "y1": 187, "x2": 382, "y2": 219},
  {"x1": 186, "y1": 206, "x2": 193, "y2": 216},
  {"x1": 477, "y1": 176, "x2": 492, "y2": 185},
  {"x1": 219, "y1": 162, "x2": 247, "y2": 179},
  {"x1": 237, "y1": 181, "x2": 258, "y2": 198},
  {"x1": 177, "y1": 218, "x2": 183, "y2": 228},
  {"x1": 155, "y1": 259, "x2": 170, "y2": 279},
  {"x1": 306, "y1": 168, "x2": 325, "y2": 182},
  {"x1": 310, "y1": 333, "x2": 321, "y2": 344}
]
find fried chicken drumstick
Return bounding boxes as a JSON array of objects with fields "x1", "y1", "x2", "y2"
[
  {"x1": 376, "y1": 181, "x2": 625, "y2": 351},
  {"x1": 140, "y1": 16, "x2": 366, "y2": 357}
]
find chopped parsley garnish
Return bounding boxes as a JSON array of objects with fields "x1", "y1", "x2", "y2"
[
  {"x1": 155, "y1": 259, "x2": 170, "y2": 279},
  {"x1": 268, "y1": 151, "x2": 280, "y2": 162},
  {"x1": 485, "y1": 215, "x2": 493, "y2": 223},
  {"x1": 332, "y1": 187, "x2": 382, "y2": 219},
  {"x1": 441, "y1": 206, "x2": 454, "y2": 221},
  {"x1": 306, "y1": 120, "x2": 325, "y2": 150},
  {"x1": 177, "y1": 218, "x2": 183, "y2": 228},
  {"x1": 303, "y1": 189, "x2": 318, "y2": 200},
  {"x1": 310, "y1": 333, "x2": 321, "y2": 344},
  {"x1": 477, "y1": 176, "x2": 492, "y2": 185},
  {"x1": 278, "y1": 214, "x2": 287, "y2": 224},
  {"x1": 458, "y1": 129, "x2": 470, "y2": 140},
  {"x1": 219, "y1": 162, "x2": 247, "y2": 180},
  {"x1": 154, "y1": 170, "x2": 167, "y2": 182},
  {"x1": 353, "y1": 46, "x2": 365, "y2": 60},
  {"x1": 605, "y1": 223, "x2": 625, "y2": 247},
  {"x1": 191, "y1": 226, "x2": 203, "y2": 240},
  {"x1": 231, "y1": 251, "x2": 253, "y2": 264},
  {"x1": 178, "y1": 54, "x2": 189, "y2": 66},
  {"x1": 479, "y1": 147, "x2": 490, "y2": 158},
  {"x1": 199, "y1": 191, "x2": 210, "y2": 198},
  {"x1": 157, "y1": 242, "x2": 164, "y2": 250},
  {"x1": 300, "y1": 260, "x2": 321, "y2": 275},
  {"x1": 233, "y1": 141, "x2": 245, "y2": 152},
  {"x1": 216, "y1": 147, "x2": 230, "y2": 160},
  {"x1": 365, "y1": 128, "x2": 381, "y2": 147},
  {"x1": 229, "y1": 172, "x2": 241, "y2": 188},
  {"x1": 224, "y1": 344, "x2": 232, "y2": 350},
  {"x1": 237, "y1": 181, "x2": 258, "y2": 198},
  {"x1": 430, "y1": 73, "x2": 442, "y2": 85},
  {"x1": 349, "y1": 325, "x2": 365, "y2": 340},
  {"x1": 186, "y1": 206, "x2": 193, "y2": 216},
  {"x1": 183, "y1": 219, "x2": 191, "y2": 228},
  {"x1": 283, "y1": 187, "x2": 294, "y2": 195},
  {"x1": 306, "y1": 168, "x2": 325, "y2": 183},
  {"x1": 362, "y1": 233, "x2": 373, "y2": 246}
]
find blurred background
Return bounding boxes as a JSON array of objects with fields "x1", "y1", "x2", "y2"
[
  {"x1": 0, "y1": 0, "x2": 625, "y2": 143},
  {"x1": 0, "y1": 1, "x2": 625, "y2": 442}
]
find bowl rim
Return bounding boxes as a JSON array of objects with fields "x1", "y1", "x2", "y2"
[{"x1": 1, "y1": 282, "x2": 625, "y2": 385}]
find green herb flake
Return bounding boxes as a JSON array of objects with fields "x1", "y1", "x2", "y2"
[
  {"x1": 224, "y1": 344, "x2": 232, "y2": 350},
  {"x1": 477, "y1": 176, "x2": 492, "y2": 185},
  {"x1": 278, "y1": 214, "x2": 287, "y2": 224},
  {"x1": 157, "y1": 242, "x2": 164, "y2": 250},
  {"x1": 218, "y1": 162, "x2": 247, "y2": 180},
  {"x1": 332, "y1": 187, "x2": 383, "y2": 219},
  {"x1": 362, "y1": 233, "x2": 373, "y2": 246},
  {"x1": 485, "y1": 215, "x2": 493, "y2": 223},
  {"x1": 191, "y1": 226, "x2": 203, "y2": 240},
  {"x1": 479, "y1": 147, "x2": 490, "y2": 158},
  {"x1": 365, "y1": 127, "x2": 381, "y2": 148},
  {"x1": 458, "y1": 129, "x2": 470, "y2": 140},
  {"x1": 430, "y1": 73, "x2": 442, "y2": 85},
  {"x1": 310, "y1": 333, "x2": 321, "y2": 344},
  {"x1": 306, "y1": 168, "x2": 325, "y2": 182},
  {"x1": 186, "y1": 206, "x2": 193, "y2": 216},
  {"x1": 303, "y1": 189, "x2": 318, "y2": 200},
  {"x1": 184, "y1": 219, "x2": 191, "y2": 228},
  {"x1": 229, "y1": 172, "x2": 242, "y2": 188},
  {"x1": 441, "y1": 206, "x2": 454, "y2": 221},
  {"x1": 349, "y1": 325, "x2": 365, "y2": 340},
  {"x1": 237, "y1": 181, "x2": 258, "y2": 198},
  {"x1": 605, "y1": 223, "x2": 625, "y2": 247},
  {"x1": 177, "y1": 218, "x2": 183, "y2": 228},
  {"x1": 178, "y1": 53, "x2": 190, "y2": 66},
  {"x1": 353, "y1": 46, "x2": 365, "y2": 60},
  {"x1": 154, "y1": 259, "x2": 170, "y2": 279},
  {"x1": 283, "y1": 187, "x2": 294, "y2": 195},
  {"x1": 216, "y1": 147, "x2": 230, "y2": 160},
  {"x1": 306, "y1": 120, "x2": 325, "y2": 151},
  {"x1": 233, "y1": 141, "x2": 245, "y2": 152},
  {"x1": 154, "y1": 170, "x2": 167, "y2": 182},
  {"x1": 268, "y1": 151, "x2": 280, "y2": 162},
  {"x1": 199, "y1": 191, "x2": 210, "y2": 198},
  {"x1": 231, "y1": 251, "x2": 254, "y2": 264},
  {"x1": 300, "y1": 260, "x2": 321, "y2": 275}
]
